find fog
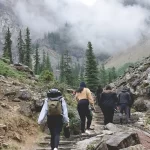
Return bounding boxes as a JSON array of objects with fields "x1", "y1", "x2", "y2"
[{"x1": 13, "y1": 0, "x2": 150, "y2": 53}]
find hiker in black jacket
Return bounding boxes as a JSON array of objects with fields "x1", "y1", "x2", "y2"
[
  {"x1": 118, "y1": 86, "x2": 131, "y2": 124},
  {"x1": 99, "y1": 85, "x2": 118, "y2": 125}
]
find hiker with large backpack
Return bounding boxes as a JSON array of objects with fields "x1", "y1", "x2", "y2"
[
  {"x1": 75, "y1": 82, "x2": 95, "y2": 135},
  {"x1": 38, "y1": 88, "x2": 69, "y2": 150}
]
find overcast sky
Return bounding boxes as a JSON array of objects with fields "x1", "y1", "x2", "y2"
[{"x1": 12, "y1": 0, "x2": 150, "y2": 54}]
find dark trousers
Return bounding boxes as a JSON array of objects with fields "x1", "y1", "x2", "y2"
[
  {"x1": 47, "y1": 116, "x2": 63, "y2": 149},
  {"x1": 102, "y1": 105, "x2": 114, "y2": 125},
  {"x1": 77, "y1": 99, "x2": 92, "y2": 133},
  {"x1": 119, "y1": 104, "x2": 129, "y2": 123},
  {"x1": 128, "y1": 107, "x2": 131, "y2": 118}
]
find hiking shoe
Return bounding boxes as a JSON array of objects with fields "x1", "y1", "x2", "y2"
[
  {"x1": 81, "y1": 132, "x2": 88, "y2": 136},
  {"x1": 87, "y1": 127, "x2": 94, "y2": 130},
  {"x1": 85, "y1": 130, "x2": 91, "y2": 134}
]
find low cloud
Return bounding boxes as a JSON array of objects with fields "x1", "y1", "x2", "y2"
[{"x1": 13, "y1": 0, "x2": 150, "y2": 53}]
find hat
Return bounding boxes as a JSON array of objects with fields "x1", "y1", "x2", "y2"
[{"x1": 80, "y1": 82, "x2": 86, "y2": 88}]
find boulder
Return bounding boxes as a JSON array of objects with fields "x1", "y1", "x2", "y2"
[
  {"x1": 31, "y1": 100, "x2": 44, "y2": 112},
  {"x1": 106, "y1": 132, "x2": 140, "y2": 150},
  {"x1": 120, "y1": 144, "x2": 146, "y2": 150},
  {"x1": 17, "y1": 89, "x2": 31, "y2": 101},
  {"x1": 13, "y1": 63, "x2": 34, "y2": 76},
  {"x1": 0, "y1": 124, "x2": 7, "y2": 136},
  {"x1": 134, "y1": 98, "x2": 149, "y2": 112},
  {"x1": 105, "y1": 123, "x2": 122, "y2": 133}
]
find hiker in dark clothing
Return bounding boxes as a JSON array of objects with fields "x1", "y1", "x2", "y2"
[
  {"x1": 127, "y1": 88, "x2": 134, "y2": 119},
  {"x1": 96, "y1": 85, "x2": 103, "y2": 105},
  {"x1": 38, "y1": 89, "x2": 69, "y2": 150},
  {"x1": 99, "y1": 85, "x2": 118, "y2": 125},
  {"x1": 118, "y1": 86, "x2": 131, "y2": 124},
  {"x1": 75, "y1": 82, "x2": 95, "y2": 134}
]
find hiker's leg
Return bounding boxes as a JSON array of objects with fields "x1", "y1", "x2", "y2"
[
  {"x1": 108, "y1": 107, "x2": 114, "y2": 123},
  {"x1": 54, "y1": 116, "x2": 63, "y2": 149},
  {"x1": 54, "y1": 127, "x2": 62, "y2": 148},
  {"x1": 103, "y1": 106, "x2": 109, "y2": 125},
  {"x1": 77, "y1": 101, "x2": 86, "y2": 133},
  {"x1": 128, "y1": 107, "x2": 131, "y2": 118},
  {"x1": 86, "y1": 105, "x2": 92, "y2": 129},
  {"x1": 49, "y1": 127, "x2": 55, "y2": 149},
  {"x1": 119, "y1": 104, "x2": 124, "y2": 124},
  {"x1": 125, "y1": 105, "x2": 130, "y2": 123}
]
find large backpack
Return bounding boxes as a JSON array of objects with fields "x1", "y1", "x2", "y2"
[
  {"x1": 47, "y1": 98, "x2": 63, "y2": 116},
  {"x1": 47, "y1": 89, "x2": 63, "y2": 116}
]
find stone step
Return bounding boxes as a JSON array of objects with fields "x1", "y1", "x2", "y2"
[
  {"x1": 37, "y1": 141, "x2": 76, "y2": 147},
  {"x1": 36, "y1": 146, "x2": 74, "y2": 150},
  {"x1": 44, "y1": 133, "x2": 98, "y2": 141}
]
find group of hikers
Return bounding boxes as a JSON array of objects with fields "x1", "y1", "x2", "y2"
[{"x1": 38, "y1": 82, "x2": 134, "y2": 150}]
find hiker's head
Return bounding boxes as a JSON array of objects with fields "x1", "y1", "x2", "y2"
[
  {"x1": 123, "y1": 86, "x2": 128, "y2": 91},
  {"x1": 80, "y1": 81, "x2": 86, "y2": 88},
  {"x1": 47, "y1": 88, "x2": 62, "y2": 98},
  {"x1": 105, "y1": 85, "x2": 112, "y2": 90}
]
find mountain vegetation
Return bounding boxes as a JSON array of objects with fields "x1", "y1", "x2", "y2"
[{"x1": 2, "y1": 26, "x2": 119, "y2": 91}]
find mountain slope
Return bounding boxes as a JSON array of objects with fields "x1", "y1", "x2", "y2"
[{"x1": 105, "y1": 39, "x2": 150, "y2": 69}]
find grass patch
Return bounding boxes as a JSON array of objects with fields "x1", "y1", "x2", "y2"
[{"x1": 0, "y1": 60, "x2": 26, "y2": 79}]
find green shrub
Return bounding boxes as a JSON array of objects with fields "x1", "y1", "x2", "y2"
[
  {"x1": 117, "y1": 63, "x2": 134, "y2": 77},
  {"x1": 39, "y1": 70, "x2": 54, "y2": 82},
  {"x1": 86, "y1": 144, "x2": 95, "y2": 150},
  {"x1": 68, "y1": 106, "x2": 80, "y2": 135}
]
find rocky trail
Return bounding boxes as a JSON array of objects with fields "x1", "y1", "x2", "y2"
[
  {"x1": 35, "y1": 106, "x2": 150, "y2": 150},
  {"x1": 35, "y1": 106, "x2": 102, "y2": 150}
]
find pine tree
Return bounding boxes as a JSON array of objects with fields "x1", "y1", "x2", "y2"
[
  {"x1": 99, "y1": 64, "x2": 107, "y2": 87},
  {"x1": 3, "y1": 28, "x2": 13, "y2": 63},
  {"x1": 60, "y1": 54, "x2": 65, "y2": 83},
  {"x1": 25, "y1": 27, "x2": 32, "y2": 68},
  {"x1": 85, "y1": 42, "x2": 98, "y2": 91},
  {"x1": 34, "y1": 44, "x2": 40, "y2": 75},
  {"x1": 42, "y1": 50, "x2": 46, "y2": 70},
  {"x1": 17, "y1": 30, "x2": 24, "y2": 63},
  {"x1": 63, "y1": 50, "x2": 73, "y2": 85},
  {"x1": 112, "y1": 67, "x2": 117, "y2": 80},
  {"x1": 108, "y1": 71, "x2": 112, "y2": 83},
  {"x1": 46, "y1": 52, "x2": 52, "y2": 71}
]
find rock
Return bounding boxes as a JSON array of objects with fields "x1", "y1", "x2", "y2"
[
  {"x1": 17, "y1": 89, "x2": 31, "y2": 101},
  {"x1": 105, "y1": 123, "x2": 122, "y2": 132},
  {"x1": 106, "y1": 132, "x2": 140, "y2": 150},
  {"x1": 102, "y1": 130, "x2": 113, "y2": 135},
  {"x1": 31, "y1": 100, "x2": 44, "y2": 112},
  {"x1": 76, "y1": 136, "x2": 102, "y2": 150},
  {"x1": 13, "y1": 63, "x2": 34, "y2": 76},
  {"x1": 12, "y1": 98, "x2": 21, "y2": 102},
  {"x1": 2, "y1": 143, "x2": 9, "y2": 148},
  {"x1": 19, "y1": 102, "x2": 32, "y2": 117},
  {"x1": 13, "y1": 132, "x2": 22, "y2": 142},
  {"x1": 0, "y1": 124, "x2": 7, "y2": 136},
  {"x1": 120, "y1": 144, "x2": 146, "y2": 150},
  {"x1": 4, "y1": 90, "x2": 16, "y2": 96},
  {"x1": 96, "y1": 142, "x2": 108, "y2": 150},
  {"x1": 134, "y1": 98, "x2": 149, "y2": 112}
]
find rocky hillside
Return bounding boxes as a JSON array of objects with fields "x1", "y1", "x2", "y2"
[
  {"x1": 0, "y1": 58, "x2": 79, "y2": 150},
  {"x1": 105, "y1": 39, "x2": 150, "y2": 69},
  {"x1": 111, "y1": 55, "x2": 150, "y2": 129}
]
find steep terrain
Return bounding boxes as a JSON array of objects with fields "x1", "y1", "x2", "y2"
[{"x1": 105, "y1": 39, "x2": 150, "y2": 69}]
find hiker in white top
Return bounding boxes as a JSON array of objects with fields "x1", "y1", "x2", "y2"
[{"x1": 38, "y1": 89, "x2": 69, "y2": 150}]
